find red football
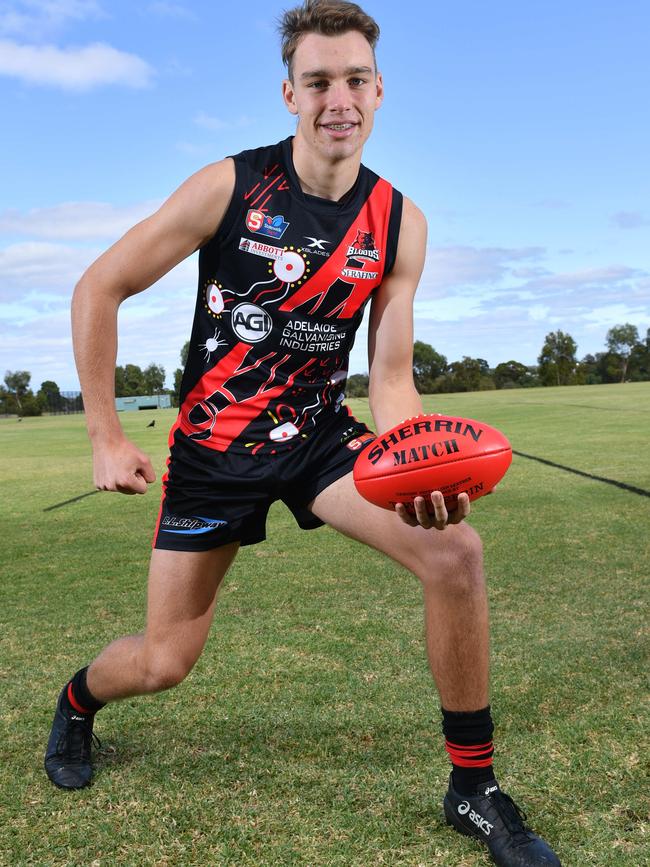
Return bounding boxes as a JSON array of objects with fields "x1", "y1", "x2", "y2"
[{"x1": 353, "y1": 414, "x2": 512, "y2": 512}]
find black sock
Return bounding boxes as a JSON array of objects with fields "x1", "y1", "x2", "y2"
[
  {"x1": 442, "y1": 705, "x2": 495, "y2": 795},
  {"x1": 62, "y1": 666, "x2": 106, "y2": 715}
]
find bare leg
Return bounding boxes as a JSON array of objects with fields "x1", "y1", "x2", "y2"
[
  {"x1": 87, "y1": 543, "x2": 239, "y2": 703},
  {"x1": 310, "y1": 473, "x2": 489, "y2": 710}
]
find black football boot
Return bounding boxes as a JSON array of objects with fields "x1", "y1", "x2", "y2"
[
  {"x1": 44, "y1": 687, "x2": 100, "y2": 789},
  {"x1": 444, "y1": 775, "x2": 561, "y2": 866}
]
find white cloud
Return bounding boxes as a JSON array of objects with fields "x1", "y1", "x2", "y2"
[
  {"x1": 147, "y1": 1, "x2": 196, "y2": 20},
  {"x1": 0, "y1": 200, "x2": 161, "y2": 241},
  {"x1": 0, "y1": 241, "x2": 98, "y2": 297},
  {"x1": 421, "y1": 245, "x2": 545, "y2": 292},
  {"x1": 610, "y1": 211, "x2": 648, "y2": 229},
  {"x1": 528, "y1": 304, "x2": 551, "y2": 321},
  {"x1": 581, "y1": 304, "x2": 650, "y2": 331},
  {"x1": 510, "y1": 266, "x2": 551, "y2": 279},
  {"x1": 414, "y1": 295, "x2": 485, "y2": 322},
  {"x1": 0, "y1": 39, "x2": 153, "y2": 89},
  {"x1": 0, "y1": 1, "x2": 104, "y2": 38},
  {"x1": 406, "y1": 246, "x2": 649, "y2": 367},
  {"x1": 0, "y1": 250, "x2": 198, "y2": 388},
  {"x1": 193, "y1": 111, "x2": 254, "y2": 132},
  {"x1": 175, "y1": 141, "x2": 212, "y2": 157},
  {"x1": 518, "y1": 265, "x2": 642, "y2": 295}
]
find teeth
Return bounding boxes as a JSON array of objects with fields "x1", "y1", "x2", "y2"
[{"x1": 326, "y1": 124, "x2": 352, "y2": 130}]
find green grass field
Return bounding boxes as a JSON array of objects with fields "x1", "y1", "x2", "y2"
[{"x1": 0, "y1": 383, "x2": 648, "y2": 866}]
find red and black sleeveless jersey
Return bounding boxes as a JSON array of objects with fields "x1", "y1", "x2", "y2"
[{"x1": 177, "y1": 136, "x2": 403, "y2": 455}]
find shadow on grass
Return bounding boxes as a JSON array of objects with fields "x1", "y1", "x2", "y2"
[{"x1": 513, "y1": 450, "x2": 650, "y2": 498}]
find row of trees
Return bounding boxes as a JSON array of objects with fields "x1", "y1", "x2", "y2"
[
  {"x1": 3, "y1": 323, "x2": 647, "y2": 415},
  {"x1": 1, "y1": 362, "x2": 167, "y2": 416},
  {"x1": 0, "y1": 372, "x2": 72, "y2": 416},
  {"x1": 349, "y1": 323, "x2": 650, "y2": 396}
]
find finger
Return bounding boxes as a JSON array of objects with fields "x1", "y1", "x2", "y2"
[
  {"x1": 115, "y1": 472, "x2": 147, "y2": 495},
  {"x1": 395, "y1": 503, "x2": 418, "y2": 526},
  {"x1": 429, "y1": 491, "x2": 449, "y2": 529},
  {"x1": 447, "y1": 492, "x2": 471, "y2": 524},
  {"x1": 413, "y1": 496, "x2": 434, "y2": 529},
  {"x1": 131, "y1": 472, "x2": 149, "y2": 494},
  {"x1": 139, "y1": 457, "x2": 157, "y2": 484}
]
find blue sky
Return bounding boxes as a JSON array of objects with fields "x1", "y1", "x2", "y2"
[{"x1": 1, "y1": 0, "x2": 649, "y2": 390}]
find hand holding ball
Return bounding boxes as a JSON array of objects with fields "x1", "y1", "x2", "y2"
[{"x1": 353, "y1": 414, "x2": 512, "y2": 513}]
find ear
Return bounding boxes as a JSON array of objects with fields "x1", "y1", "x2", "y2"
[
  {"x1": 282, "y1": 78, "x2": 299, "y2": 116},
  {"x1": 375, "y1": 72, "x2": 384, "y2": 110}
]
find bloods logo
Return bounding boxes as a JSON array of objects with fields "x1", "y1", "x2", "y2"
[
  {"x1": 347, "y1": 229, "x2": 381, "y2": 262},
  {"x1": 246, "y1": 209, "x2": 289, "y2": 239},
  {"x1": 232, "y1": 303, "x2": 272, "y2": 343}
]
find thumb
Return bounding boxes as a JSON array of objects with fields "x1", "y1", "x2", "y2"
[
  {"x1": 141, "y1": 461, "x2": 156, "y2": 484},
  {"x1": 137, "y1": 453, "x2": 156, "y2": 484},
  {"x1": 130, "y1": 472, "x2": 149, "y2": 494}
]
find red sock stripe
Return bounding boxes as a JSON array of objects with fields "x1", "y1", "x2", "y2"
[
  {"x1": 445, "y1": 739, "x2": 494, "y2": 768},
  {"x1": 446, "y1": 740, "x2": 493, "y2": 751},
  {"x1": 67, "y1": 682, "x2": 90, "y2": 715}
]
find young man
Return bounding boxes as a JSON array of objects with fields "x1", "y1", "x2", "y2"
[{"x1": 45, "y1": 2, "x2": 561, "y2": 864}]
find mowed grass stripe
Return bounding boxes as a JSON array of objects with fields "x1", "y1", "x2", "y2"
[{"x1": 0, "y1": 382, "x2": 647, "y2": 866}]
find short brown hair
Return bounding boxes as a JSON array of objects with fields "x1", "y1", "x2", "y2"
[{"x1": 279, "y1": 0, "x2": 380, "y2": 80}]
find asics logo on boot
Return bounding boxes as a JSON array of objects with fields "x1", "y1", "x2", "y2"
[
  {"x1": 70, "y1": 714, "x2": 86, "y2": 721},
  {"x1": 457, "y1": 802, "x2": 494, "y2": 836},
  {"x1": 484, "y1": 784, "x2": 498, "y2": 795}
]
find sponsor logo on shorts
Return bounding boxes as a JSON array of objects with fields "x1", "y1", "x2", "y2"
[
  {"x1": 232, "y1": 303, "x2": 273, "y2": 343},
  {"x1": 245, "y1": 209, "x2": 289, "y2": 239},
  {"x1": 346, "y1": 432, "x2": 375, "y2": 451},
  {"x1": 161, "y1": 515, "x2": 227, "y2": 535}
]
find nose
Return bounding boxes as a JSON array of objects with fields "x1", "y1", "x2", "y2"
[{"x1": 326, "y1": 81, "x2": 352, "y2": 113}]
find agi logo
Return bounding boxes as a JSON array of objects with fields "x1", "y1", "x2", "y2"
[
  {"x1": 232, "y1": 303, "x2": 272, "y2": 343},
  {"x1": 246, "y1": 209, "x2": 289, "y2": 240}
]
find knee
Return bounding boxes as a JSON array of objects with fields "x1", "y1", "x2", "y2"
[
  {"x1": 141, "y1": 651, "x2": 195, "y2": 693},
  {"x1": 415, "y1": 523, "x2": 484, "y2": 595}
]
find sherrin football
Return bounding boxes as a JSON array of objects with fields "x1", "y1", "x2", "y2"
[{"x1": 353, "y1": 414, "x2": 512, "y2": 512}]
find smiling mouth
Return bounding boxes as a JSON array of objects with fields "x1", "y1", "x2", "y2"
[{"x1": 321, "y1": 122, "x2": 357, "y2": 131}]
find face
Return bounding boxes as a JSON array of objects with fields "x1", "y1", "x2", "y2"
[{"x1": 282, "y1": 30, "x2": 384, "y2": 162}]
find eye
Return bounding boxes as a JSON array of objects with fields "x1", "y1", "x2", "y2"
[
  {"x1": 308, "y1": 80, "x2": 328, "y2": 89},
  {"x1": 349, "y1": 78, "x2": 367, "y2": 87}
]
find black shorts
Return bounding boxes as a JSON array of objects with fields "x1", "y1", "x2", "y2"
[{"x1": 153, "y1": 411, "x2": 375, "y2": 551}]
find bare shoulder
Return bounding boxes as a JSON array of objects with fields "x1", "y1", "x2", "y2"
[
  {"x1": 159, "y1": 157, "x2": 236, "y2": 247},
  {"x1": 179, "y1": 157, "x2": 236, "y2": 199},
  {"x1": 390, "y1": 195, "x2": 427, "y2": 278},
  {"x1": 400, "y1": 195, "x2": 427, "y2": 236}
]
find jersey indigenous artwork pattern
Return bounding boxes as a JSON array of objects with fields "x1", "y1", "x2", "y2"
[{"x1": 176, "y1": 137, "x2": 403, "y2": 455}]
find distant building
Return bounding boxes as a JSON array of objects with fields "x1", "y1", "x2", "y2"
[{"x1": 115, "y1": 395, "x2": 171, "y2": 412}]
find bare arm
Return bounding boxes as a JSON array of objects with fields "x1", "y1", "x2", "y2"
[
  {"x1": 72, "y1": 158, "x2": 235, "y2": 493},
  {"x1": 367, "y1": 196, "x2": 469, "y2": 528},
  {"x1": 367, "y1": 195, "x2": 426, "y2": 431}
]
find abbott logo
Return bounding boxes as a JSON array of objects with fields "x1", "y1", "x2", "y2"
[{"x1": 231, "y1": 303, "x2": 272, "y2": 343}]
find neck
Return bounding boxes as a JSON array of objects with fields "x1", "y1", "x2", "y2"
[{"x1": 291, "y1": 129, "x2": 362, "y2": 201}]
